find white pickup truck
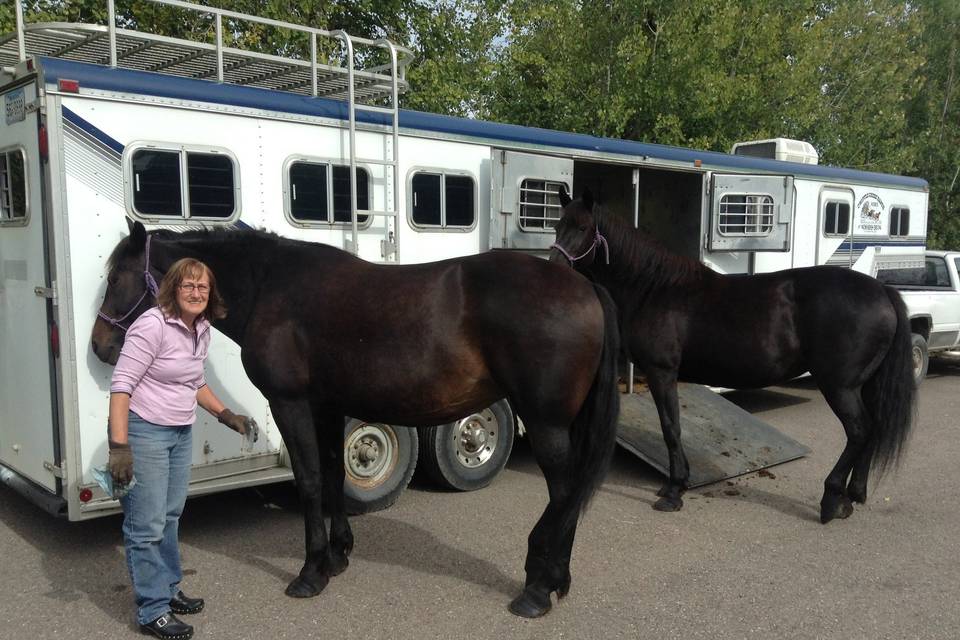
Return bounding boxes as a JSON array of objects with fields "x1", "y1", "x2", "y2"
[{"x1": 877, "y1": 251, "x2": 960, "y2": 382}]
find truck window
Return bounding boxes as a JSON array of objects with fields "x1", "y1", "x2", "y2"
[
  {"x1": 925, "y1": 257, "x2": 951, "y2": 287},
  {"x1": 130, "y1": 146, "x2": 238, "y2": 220},
  {"x1": 288, "y1": 161, "x2": 369, "y2": 224},
  {"x1": 717, "y1": 194, "x2": 774, "y2": 236},
  {"x1": 519, "y1": 179, "x2": 566, "y2": 231},
  {"x1": 410, "y1": 171, "x2": 475, "y2": 229},
  {"x1": 823, "y1": 201, "x2": 850, "y2": 236},
  {"x1": 0, "y1": 147, "x2": 27, "y2": 221},
  {"x1": 889, "y1": 207, "x2": 910, "y2": 237}
]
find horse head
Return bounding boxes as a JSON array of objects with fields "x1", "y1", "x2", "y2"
[
  {"x1": 91, "y1": 220, "x2": 159, "y2": 365},
  {"x1": 550, "y1": 187, "x2": 607, "y2": 269}
]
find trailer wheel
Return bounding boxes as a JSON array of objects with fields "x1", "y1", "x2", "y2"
[
  {"x1": 417, "y1": 399, "x2": 515, "y2": 492},
  {"x1": 911, "y1": 333, "x2": 929, "y2": 385},
  {"x1": 343, "y1": 419, "x2": 418, "y2": 515}
]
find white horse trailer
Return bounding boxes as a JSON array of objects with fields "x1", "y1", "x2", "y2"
[{"x1": 0, "y1": 1, "x2": 928, "y2": 520}]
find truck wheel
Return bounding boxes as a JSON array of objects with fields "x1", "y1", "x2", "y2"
[
  {"x1": 417, "y1": 399, "x2": 515, "y2": 492},
  {"x1": 911, "y1": 333, "x2": 929, "y2": 385},
  {"x1": 343, "y1": 419, "x2": 418, "y2": 515}
]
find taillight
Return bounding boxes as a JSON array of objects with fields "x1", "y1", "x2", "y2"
[
  {"x1": 79, "y1": 488, "x2": 93, "y2": 503},
  {"x1": 38, "y1": 124, "x2": 48, "y2": 161},
  {"x1": 50, "y1": 321, "x2": 60, "y2": 358}
]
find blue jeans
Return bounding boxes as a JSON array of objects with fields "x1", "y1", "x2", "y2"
[{"x1": 119, "y1": 412, "x2": 192, "y2": 625}]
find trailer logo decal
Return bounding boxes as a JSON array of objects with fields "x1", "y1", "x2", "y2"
[
  {"x1": 4, "y1": 88, "x2": 25, "y2": 125},
  {"x1": 857, "y1": 193, "x2": 884, "y2": 232}
]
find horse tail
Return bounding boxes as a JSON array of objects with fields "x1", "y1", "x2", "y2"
[
  {"x1": 863, "y1": 286, "x2": 917, "y2": 475},
  {"x1": 564, "y1": 283, "x2": 621, "y2": 525}
]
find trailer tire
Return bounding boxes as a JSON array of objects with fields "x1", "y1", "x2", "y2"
[
  {"x1": 417, "y1": 399, "x2": 515, "y2": 492},
  {"x1": 911, "y1": 333, "x2": 929, "y2": 385},
  {"x1": 343, "y1": 419, "x2": 418, "y2": 515}
]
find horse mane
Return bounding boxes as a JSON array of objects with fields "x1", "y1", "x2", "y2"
[{"x1": 595, "y1": 210, "x2": 705, "y2": 292}]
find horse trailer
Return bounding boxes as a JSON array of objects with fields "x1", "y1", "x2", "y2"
[{"x1": 0, "y1": 1, "x2": 928, "y2": 520}]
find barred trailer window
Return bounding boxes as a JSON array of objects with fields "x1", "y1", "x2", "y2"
[
  {"x1": 130, "y1": 146, "x2": 238, "y2": 220},
  {"x1": 823, "y1": 201, "x2": 850, "y2": 236},
  {"x1": 519, "y1": 180, "x2": 566, "y2": 230},
  {"x1": 717, "y1": 194, "x2": 774, "y2": 236},
  {"x1": 0, "y1": 148, "x2": 27, "y2": 221}
]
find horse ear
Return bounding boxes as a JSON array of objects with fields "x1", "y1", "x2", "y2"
[
  {"x1": 129, "y1": 220, "x2": 147, "y2": 250},
  {"x1": 582, "y1": 188, "x2": 594, "y2": 211},
  {"x1": 558, "y1": 184, "x2": 571, "y2": 207}
]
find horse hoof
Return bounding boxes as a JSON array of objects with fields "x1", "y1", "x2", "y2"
[
  {"x1": 285, "y1": 574, "x2": 328, "y2": 598},
  {"x1": 653, "y1": 495, "x2": 683, "y2": 512},
  {"x1": 847, "y1": 486, "x2": 867, "y2": 504},
  {"x1": 327, "y1": 553, "x2": 349, "y2": 577},
  {"x1": 508, "y1": 590, "x2": 552, "y2": 618},
  {"x1": 819, "y1": 496, "x2": 854, "y2": 524}
]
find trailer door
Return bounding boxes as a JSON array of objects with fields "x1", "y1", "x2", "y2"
[
  {"x1": 709, "y1": 174, "x2": 793, "y2": 252},
  {"x1": 490, "y1": 149, "x2": 572, "y2": 251},
  {"x1": 0, "y1": 79, "x2": 58, "y2": 492}
]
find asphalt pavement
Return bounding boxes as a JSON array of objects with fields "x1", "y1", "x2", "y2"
[{"x1": 3, "y1": 357, "x2": 960, "y2": 640}]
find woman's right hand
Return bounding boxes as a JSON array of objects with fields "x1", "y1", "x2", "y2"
[{"x1": 108, "y1": 441, "x2": 134, "y2": 486}]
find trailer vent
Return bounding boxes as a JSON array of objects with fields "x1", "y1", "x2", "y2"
[{"x1": 730, "y1": 138, "x2": 819, "y2": 165}]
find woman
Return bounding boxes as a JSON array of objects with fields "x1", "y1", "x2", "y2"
[{"x1": 107, "y1": 258, "x2": 256, "y2": 640}]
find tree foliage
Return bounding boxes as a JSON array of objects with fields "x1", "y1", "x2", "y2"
[{"x1": 2, "y1": 0, "x2": 958, "y2": 246}]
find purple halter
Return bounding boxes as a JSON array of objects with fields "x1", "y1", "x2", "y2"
[
  {"x1": 550, "y1": 229, "x2": 610, "y2": 265},
  {"x1": 98, "y1": 234, "x2": 160, "y2": 332}
]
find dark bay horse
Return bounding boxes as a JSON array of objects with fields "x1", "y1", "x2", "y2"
[
  {"x1": 551, "y1": 191, "x2": 915, "y2": 524},
  {"x1": 91, "y1": 222, "x2": 619, "y2": 618}
]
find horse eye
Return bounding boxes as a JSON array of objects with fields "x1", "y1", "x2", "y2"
[{"x1": 579, "y1": 225, "x2": 588, "y2": 232}]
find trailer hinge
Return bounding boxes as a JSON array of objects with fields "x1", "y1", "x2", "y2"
[
  {"x1": 381, "y1": 238, "x2": 397, "y2": 259},
  {"x1": 43, "y1": 460, "x2": 64, "y2": 479},
  {"x1": 25, "y1": 98, "x2": 42, "y2": 114},
  {"x1": 34, "y1": 285, "x2": 57, "y2": 303}
]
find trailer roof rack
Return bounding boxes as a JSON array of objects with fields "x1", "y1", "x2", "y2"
[{"x1": 0, "y1": 0, "x2": 413, "y2": 103}]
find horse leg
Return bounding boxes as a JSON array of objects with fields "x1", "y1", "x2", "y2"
[
  {"x1": 647, "y1": 371, "x2": 689, "y2": 511},
  {"x1": 316, "y1": 408, "x2": 353, "y2": 576},
  {"x1": 846, "y1": 444, "x2": 874, "y2": 504},
  {"x1": 269, "y1": 397, "x2": 331, "y2": 597},
  {"x1": 509, "y1": 426, "x2": 579, "y2": 618},
  {"x1": 818, "y1": 387, "x2": 870, "y2": 524}
]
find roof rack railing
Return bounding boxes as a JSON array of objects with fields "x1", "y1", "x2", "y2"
[{"x1": 1, "y1": 0, "x2": 414, "y2": 103}]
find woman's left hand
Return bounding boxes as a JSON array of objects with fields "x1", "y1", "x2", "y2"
[{"x1": 218, "y1": 408, "x2": 259, "y2": 442}]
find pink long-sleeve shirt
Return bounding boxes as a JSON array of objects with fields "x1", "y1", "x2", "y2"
[{"x1": 110, "y1": 307, "x2": 212, "y2": 426}]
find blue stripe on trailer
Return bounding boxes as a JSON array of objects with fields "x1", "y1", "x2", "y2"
[
  {"x1": 62, "y1": 105, "x2": 125, "y2": 154},
  {"x1": 39, "y1": 57, "x2": 929, "y2": 191}
]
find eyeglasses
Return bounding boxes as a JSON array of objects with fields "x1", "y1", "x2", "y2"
[{"x1": 179, "y1": 283, "x2": 210, "y2": 294}]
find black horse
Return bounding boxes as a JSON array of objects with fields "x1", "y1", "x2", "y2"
[
  {"x1": 551, "y1": 190, "x2": 915, "y2": 524},
  {"x1": 92, "y1": 222, "x2": 620, "y2": 618}
]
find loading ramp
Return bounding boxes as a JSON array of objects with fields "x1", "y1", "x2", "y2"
[{"x1": 617, "y1": 383, "x2": 811, "y2": 487}]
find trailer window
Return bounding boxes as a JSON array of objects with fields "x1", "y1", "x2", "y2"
[
  {"x1": 0, "y1": 148, "x2": 27, "y2": 221},
  {"x1": 188, "y1": 153, "x2": 234, "y2": 218},
  {"x1": 717, "y1": 194, "x2": 774, "y2": 236},
  {"x1": 823, "y1": 201, "x2": 850, "y2": 236},
  {"x1": 130, "y1": 147, "x2": 238, "y2": 219},
  {"x1": 890, "y1": 207, "x2": 910, "y2": 237},
  {"x1": 132, "y1": 149, "x2": 182, "y2": 216},
  {"x1": 519, "y1": 179, "x2": 566, "y2": 231},
  {"x1": 410, "y1": 171, "x2": 475, "y2": 229},
  {"x1": 288, "y1": 161, "x2": 369, "y2": 224}
]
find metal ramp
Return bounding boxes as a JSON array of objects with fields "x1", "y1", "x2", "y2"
[{"x1": 617, "y1": 383, "x2": 811, "y2": 487}]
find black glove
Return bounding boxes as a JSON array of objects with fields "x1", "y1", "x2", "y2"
[
  {"x1": 108, "y1": 440, "x2": 134, "y2": 486},
  {"x1": 218, "y1": 408, "x2": 259, "y2": 443}
]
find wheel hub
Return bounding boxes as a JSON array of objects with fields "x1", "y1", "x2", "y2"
[
  {"x1": 454, "y1": 409, "x2": 498, "y2": 468},
  {"x1": 345, "y1": 423, "x2": 397, "y2": 487}
]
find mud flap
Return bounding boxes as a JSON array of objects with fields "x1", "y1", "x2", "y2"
[{"x1": 616, "y1": 383, "x2": 811, "y2": 487}]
